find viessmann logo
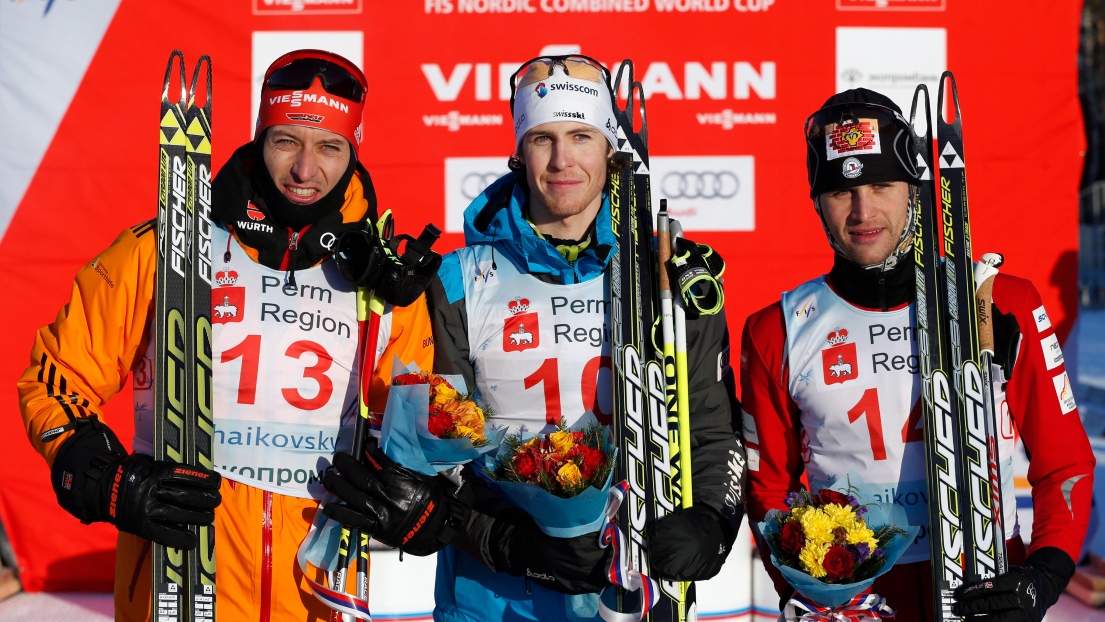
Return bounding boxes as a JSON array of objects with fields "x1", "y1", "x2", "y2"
[
  {"x1": 253, "y1": 0, "x2": 363, "y2": 14},
  {"x1": 421, "y1": 59, "x2": 775, "y2": 102}
]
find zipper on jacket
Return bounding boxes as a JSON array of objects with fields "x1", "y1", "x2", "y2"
[
  {"x1": 260, "y1": 490, "x2": 274, "y2": 622},
  {"x1": 283, "y1": 229, "x2": 302, "y2": 288}
]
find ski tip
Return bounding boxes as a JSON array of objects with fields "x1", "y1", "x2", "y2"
[
  {"x1": 937, "y1": 71, "x2": 962, "y2": 127},
  {"x1": 188, "y1": 55, "x2": 213, "y2": 110},
  {"x1": 162, "y1": 51, "x2": 188, "y2": 106}
]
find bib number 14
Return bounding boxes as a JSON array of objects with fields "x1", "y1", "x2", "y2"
[{"x1": 847, "y1": 387, "x2": 924, "y2": 461}]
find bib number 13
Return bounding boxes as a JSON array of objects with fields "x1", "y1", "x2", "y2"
[{"x1": 221, "y1": 334, "x2": 334, "y2": 410}]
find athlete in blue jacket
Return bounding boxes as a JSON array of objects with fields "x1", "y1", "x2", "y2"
[{"x1": 323, "y1": 55, "x2": 746, "y2": 621}]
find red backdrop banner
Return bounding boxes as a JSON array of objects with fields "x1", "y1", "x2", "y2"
[{"x1": 0, "y1": 0, "x2": 1083, "y2": 590}]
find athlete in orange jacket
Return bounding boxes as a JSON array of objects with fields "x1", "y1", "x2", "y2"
[{"x1": 18, "y1": 50, "x2": 435, "y2": 621}]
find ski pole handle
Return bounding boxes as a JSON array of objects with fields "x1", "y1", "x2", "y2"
[{"x1": 974, "y1": 253, "x2": 1003, "y2": 355}]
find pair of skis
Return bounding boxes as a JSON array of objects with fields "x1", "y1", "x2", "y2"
[
  {"x1": 912, "y1": 72, "x2": 1007, "y2": 620},
  {"x1": 607, "y1": 60, "x2": 696, "y2": 622},
  {"x1": 154, "y1": 50, "x2": 216, "y2": 622}
]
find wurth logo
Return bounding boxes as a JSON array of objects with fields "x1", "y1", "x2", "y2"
[
  {"x1": 246, "y1": 202, "x2": 265, "y2": 221},
  {"x1": 421, "y1": 60, "x2": 775, "y2": 101},
  {"x1": 237, "y1": 220, "x2": 274, "y2": 234}
]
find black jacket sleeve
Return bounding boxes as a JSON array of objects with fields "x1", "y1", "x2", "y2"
[
  {"x1": 683, "y1": 304, "x2": 746, "y2": 535},
  {"x1": 427, "y1": 275, "x2": 475, "y2": 388}
]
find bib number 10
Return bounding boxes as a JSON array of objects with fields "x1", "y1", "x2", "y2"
[{"x1": 523, "y1": 356, "x2": 612, "y2": 425}]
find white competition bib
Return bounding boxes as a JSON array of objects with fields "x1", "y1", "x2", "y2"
[
  {"x1": 456, "y1": 245, "x2": 612, "y2": 434},
  {"x1": 133, "y1": 224, "x2": 389, "y2": 499},
  {"x1": 781, "y1": 278, "x2": 1017, "y2": 563}
]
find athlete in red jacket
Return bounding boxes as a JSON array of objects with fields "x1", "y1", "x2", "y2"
[{"x1": 741, "y1": 88, "x2": 1095, "y2": 621}]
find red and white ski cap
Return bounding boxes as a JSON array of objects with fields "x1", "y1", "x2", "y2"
[{"x1": 256, "y1": 49, "x2": 367, "y2": 152}]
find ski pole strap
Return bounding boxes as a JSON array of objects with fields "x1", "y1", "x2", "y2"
[
  {"x1": 296, "y1": 495, "x2": 374, "y2": 621},
  {"x1": 597, "y1": 481, "x2": 661, "y2": 622},
  {"x1": 667, "y1": 238, "x2": 724, "y2": 316},
  {"x1": 782, "y1": 592, "x2": 895, "y2": 622},
  {"x1": 973, "y1": 252, "x2": 1003, "y2": 294}
]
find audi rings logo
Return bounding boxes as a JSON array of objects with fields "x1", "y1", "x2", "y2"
[
  {"x1": 660, "y1": 171, "x2": 740, "y2": 200},
  {"x1": 445, "y1": 158, "x2": 511, "y2": 233},
  {"x1": 461, "y1": 172, "x2": 504, "y2": 200},
  {"x1": 649, "y1": 156, "x2": 754, "y2": 232}
]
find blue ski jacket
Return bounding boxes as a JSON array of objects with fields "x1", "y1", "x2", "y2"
[{"x1": 428, "y1": 172, "x2": 745, "y2": 622}]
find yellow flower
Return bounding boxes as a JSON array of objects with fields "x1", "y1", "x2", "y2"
[
  {"x1": 432, "y1": 384, "x2": 458, "y2": 406},
  {"x1": 549, "y1": 430, "x2": 575, "y2": 456},
  {"x1": 522, "y1": 437, "x2": 540, "y2": 450},
  {"x1": 446, "y1": 400, "x2": 485, "y2": 431},
  {"x1": 845, "y1": 522, "x2": 878, "y2": 549},
  {"x1": 454, "y1": 424, "x2": 485, "y2": 443},
  {"x1": 800, "y1": 508, "x2": 835, "y2": 546},
  {"x1": 790, "y1": 506, "x2": 809, "y2": 522},
  {"x1": 557, "y1": 462, "x2": 582, "y2": 487},
  {"x1": 823, "y1": 503, "x2": 858, "y2": 531},
  {"x1": 798, "y1": 541, "x2": 828, "y2": 578}
]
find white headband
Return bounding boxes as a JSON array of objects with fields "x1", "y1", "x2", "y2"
[{"x1": 512, "y1": 69, "x2": 618, "y2": 150}]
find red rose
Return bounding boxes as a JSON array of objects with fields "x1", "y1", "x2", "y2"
[
  {"x1": 816, "y1": 489, "x2": 851, "y2": 507},
  {"x1": 572, "y1": 431, "x2": 585, "y2": 444},
  {"x1": 514, "y1": 452, "x2": 538, "y2": 480},
  {"x1": 392, "y1": 372, "x2": 425, "y2": 386},
  {"x1": 427, "y1": 411, "x2": 453, "y2": 438},
  {"x1": 578, "y1": 447, "x2": 606, "y2": 480},
  {"x1": 779, "y1": 521, "x2": 805, "y2": 556},
  {"x1": 822, "y1": 546, "x2": 855, "y2": 581}
]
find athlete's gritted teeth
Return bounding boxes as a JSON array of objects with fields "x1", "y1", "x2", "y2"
[{"x1": 285, "y1": 185, "x2": 319, "y2": 204}]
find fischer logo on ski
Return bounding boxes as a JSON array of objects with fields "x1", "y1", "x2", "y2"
[{"x1": 154, "y1": 50, "x2": 216, "y2": 622}]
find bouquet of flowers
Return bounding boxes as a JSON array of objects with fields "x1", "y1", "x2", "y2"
[
  {"x1": 377, "y1": 363, "x2": 504, "y2": 476},
  {"x1": 484, "y1": 414, "x2": 616, "y2": 537},
  {"x1": 491, "y1": 420, "x2": 613, "y2": 497},
  {"x1": 758, "y1": 477, "x2": 919, "y2": 619},
  {"x1": 392, "y1": 370, "x2": 492, "y2": 447}
]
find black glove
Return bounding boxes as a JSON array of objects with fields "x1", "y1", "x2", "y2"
[
  {"x1": 51, "y1": 418, "x2": 221, "y2": 550},
  {"x1": 953, "y1": 547, "x2": 1075, "y2": 621},
  {"x1": 322, "y1": 441, "x2": 471, "y2": 556},
  {"x1": 648, "y1": 505, "x2": 735, "y2": 581},
  {"x1": 334, "y1": 220, "x2": 442, "y2": 308},
  {"x1": 486, "y1": 509, "x2": 612, "y2": 595}
]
